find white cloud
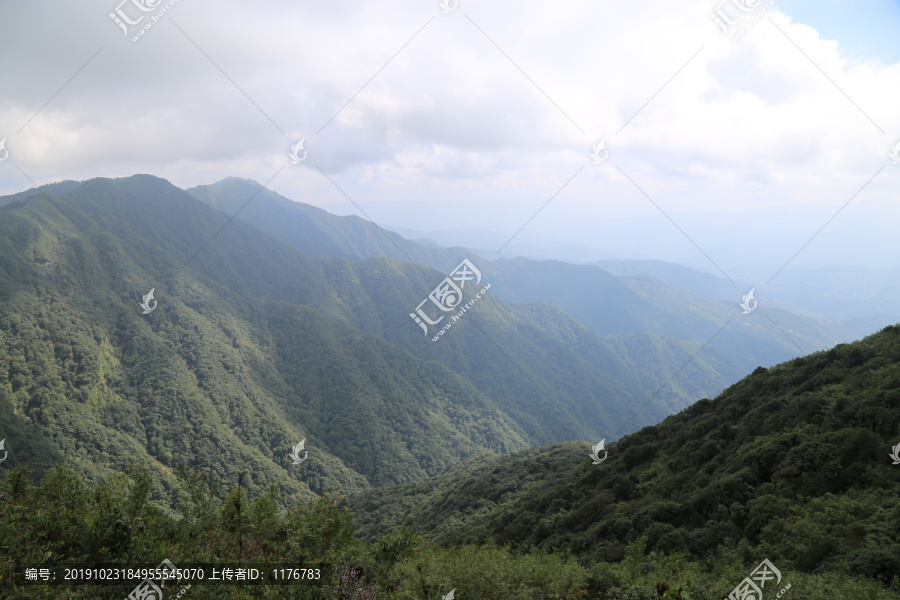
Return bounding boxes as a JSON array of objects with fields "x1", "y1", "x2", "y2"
[{"x1": 0, "y1": 0, "x2": 898, "y2": 272}]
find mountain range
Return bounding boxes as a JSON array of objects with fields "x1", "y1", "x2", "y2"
[
  {"x1": 186, "y1": 178, "x2": 878, "y2": 395},
  {"x1": 0, "y1": 174, "x2": 770, "y2": 507},
  {"x1": 2, "y1": 174, "x2": 900, "y2": 596}
]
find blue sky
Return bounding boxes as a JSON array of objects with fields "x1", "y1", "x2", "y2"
[{"x1": 782, "y1": 0, "x2": 900, "y2": 63}]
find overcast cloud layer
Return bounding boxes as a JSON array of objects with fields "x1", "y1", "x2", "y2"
[{"x1": 1, "y1": 0, "x2": 898, "y2": 278}]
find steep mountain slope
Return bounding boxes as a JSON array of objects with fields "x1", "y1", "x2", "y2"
[
  {"x1": 351, "y1": 324, "x2": 900, "y2": 581},
  {"x1": 602, "y1": 331, "x2": 737, "y2": 412},
  {"x1": 0, "y1": 176, "x2": 530, "y2": 503},
  {"x1": 0, "y1": 174, "x2": 715, "y2": 509}
]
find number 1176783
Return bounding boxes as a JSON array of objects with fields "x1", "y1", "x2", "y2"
[{"x1": 271, "y1": 568, "x2": 321, "y2": 581}]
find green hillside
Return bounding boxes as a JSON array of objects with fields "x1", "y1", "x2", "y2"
[
  {"x1": 0, "y1": 176, "x2": 519, "y2": 505},
  {"x1": 351, "y1": 324, "x2": 900, "y2": 582},
  {"x1": 0, "y1": 174, "x2": 722, "y2": 510}
]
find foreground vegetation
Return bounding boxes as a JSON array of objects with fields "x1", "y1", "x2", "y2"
[
  {"x1": 1, "y1": 462, "x2": 898, "y2": 599},
  {"x1": 354, "y1": 326, "x2": 900, "y2": 584}
]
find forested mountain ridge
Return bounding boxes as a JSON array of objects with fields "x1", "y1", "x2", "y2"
[
  {"x1": 351, "y1": 323, "x2": 900, "y2": 581},
  {"x1": 0, "y1": 175, "x2": 520, "y2": 502},
  {"x1": 187, "y1": 177, "x2": 461, "y2": 269},
  {"x1": 0, "y1": 175, "x2": 529, "y2": 504},
  {"x1": 1, "y1": 174, "x2": 730, "y2": 509}
]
